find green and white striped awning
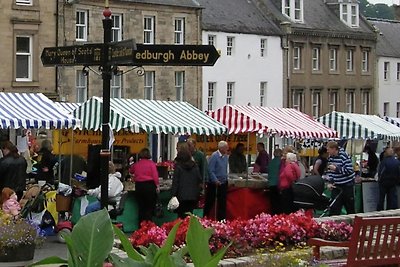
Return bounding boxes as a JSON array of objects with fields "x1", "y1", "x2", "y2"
[
  {"x1": 318, "y1": 111, "x2": 400, "y2": 140},
  {"x1": 73, "y1": 97, "x2": 227, "y2": 135}
]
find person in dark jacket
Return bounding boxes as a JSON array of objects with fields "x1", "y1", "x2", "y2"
[
  {"x1": 37, "y1": 139, "x2": 57, "y2": 184},
  {"x1": 363, "y1": 145, "x2": 379, "y2": 178},
  {"x1": 0, "y1": 141, "x2": 28, "y2": 200},
  {"x1": 171, "y1": 149, "x2": 202, "y2": 219},
  {"x1": 312, "y1": 146, "x2": 328, "y2": 176},
  {"x1": 377, "y1": 147, "x2": 399, "y2": 211},
  {"x1": 229, "y1": 143, "x2": 247, "y2": 173},
  {"x1": 254, "y1": 142, "x2": 270, "y2": 173}
]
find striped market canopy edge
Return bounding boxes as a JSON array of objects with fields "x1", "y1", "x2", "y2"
[
  {"x1": 55, "y1": 102, "x2": 81, "y2": 114},
  {"x1": 208, "y1": 105, "x2": 337, "y2": 139},
  {"x1": 384, "y1": 116, "x2": 400, "y2": 127},
  {"x1": 74, "y1": 97, "x2": 227, "y2": 135},
  {"x1": 318, "y1": 112, "x2": 400, "y2": 140},
  {"x1": 0, "y1": 92, "x2": 80, "y2": 129}
]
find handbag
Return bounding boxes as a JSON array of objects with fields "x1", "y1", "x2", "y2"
[
  {"x1": 154, "y1": 197, "x2": 164, "y2": 218},
  {"x1": 167, "y1": 196, "x2": 179, "y2": 211}
]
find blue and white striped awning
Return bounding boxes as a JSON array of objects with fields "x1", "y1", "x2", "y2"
[
  {"x1": 318, "y1": 111, "x2": 400, "y2": 140},
  {"x1": 55, "y1": 102, "x2": 81, "y2": 114},
  {"x1": 0, "y1": 93, "x2": 80, "y2": 129},
  {"x1": 73, "y1": 97, "x2": 227, "y2": 135},
  {"x1": 384, "y1": 116, "x2": 400, "y2": 127}
]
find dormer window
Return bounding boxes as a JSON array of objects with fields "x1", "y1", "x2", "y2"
[
  {"x1": 340, "y1": 3, "x2": 359, "y2": 28},
  {"x1": 282, "y1": 0, "x2": 304, "y2": 23}
]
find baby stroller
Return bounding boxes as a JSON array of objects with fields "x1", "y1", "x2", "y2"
[{"x1": 292, "y1": 175, "x2": 342, "y2": 217}]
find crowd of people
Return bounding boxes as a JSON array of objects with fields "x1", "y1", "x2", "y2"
[{"x1": 1, "y1": 135, "x2": 400, "y2": 228}]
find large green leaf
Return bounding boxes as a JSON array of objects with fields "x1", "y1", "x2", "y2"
[
  {"x1": 63, "y1": 231, "x2": 78, "y2": 267},
  {"x1": 113, "y1": 225, "x2": 144, "y2": 262},
  {"x1": 29, "y1": 256, "x2": 67, "y2": 266},
  {"x1": 153, "y1": 221, "x2": 181, "y2": 267},
  {"x1": 186, "y1": 216, "x2": 213, "y2": 267},
  {"x1": 171, "y1": 246, "x2": 188, "y2": 267},
  {"x1": 109, "y1": 253, "x2": 151, "y2": 267},
  {"x1": 203, "y1": 243, "x2": 231, "y2": 267},
  {"x1": 71, "y1": 209, "x2": 114, "y2": 267}
]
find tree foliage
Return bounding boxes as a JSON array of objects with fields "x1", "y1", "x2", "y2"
[{"x1": 360, "y1": 0, "x2": 395, "y2": 20}]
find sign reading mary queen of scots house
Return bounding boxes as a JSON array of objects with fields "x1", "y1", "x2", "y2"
[
  {"x1": 191, "y1": 133, "x2": 257, "y2": 156},
  {"x1": 53, "y1": 129, "x2": 147, "y2": 158}
]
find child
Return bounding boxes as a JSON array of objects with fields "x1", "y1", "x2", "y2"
[{"x1": 1, "y1": 187, "x2": 21, "y2": 216}]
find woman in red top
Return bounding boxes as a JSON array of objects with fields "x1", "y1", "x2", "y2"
[
  {"x1": 129, "y1": 148, "x2": 159, "y2": 226},
  {"x1": 279, "y1": 152, "x2": 301, "y2": 214}
]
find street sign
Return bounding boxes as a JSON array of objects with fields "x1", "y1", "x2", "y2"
[
  {"x1": 41, "y1": 39, "x2": 137, "y2": 67},
  {"x1": 109, "y1": 39, "x2": 137, "y2": 65},
  {"x1": 130, "y1": 44, "x2": 220, "y2": 66},
  {"x1": 41, "y1": 43, "x2": 103, "y2": 66}
]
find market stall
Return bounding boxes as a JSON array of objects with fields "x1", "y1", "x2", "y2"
[
  {"x1": 67, "y1": 97, "x2": 227, "y2": 231},
  {"x1": 208, "y1": 105, "x2": 337, "y2": 219},
  {"x1": 318, "y1": 111, "x2": 400, "y2": 213}
]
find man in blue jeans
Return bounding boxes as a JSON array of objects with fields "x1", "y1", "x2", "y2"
[
  {"x1": 204, "y1": 141, "x2": 229, "y2": 221},
  {"x1": 377, "y1": 147, "x2": 399, "y2": 210}
]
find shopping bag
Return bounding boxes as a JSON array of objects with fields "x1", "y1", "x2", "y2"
[{"x1": 167, "y1": 196, "x2": 179, "y2": 211}]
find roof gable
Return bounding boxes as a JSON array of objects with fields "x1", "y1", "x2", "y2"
[{"x1": 368, "y1": 19, "x2": 400, "y2": 58}]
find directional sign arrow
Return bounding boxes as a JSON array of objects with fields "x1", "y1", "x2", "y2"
[
  {"x1": 41, "y1": 43, "x2": 103, "y2": 66},
  {"x1": 129, "y1": 44, "x2": 220, "y2": 66},
  {"x1": 109, "y1": 39, "x2": 137, "y2": 65}
]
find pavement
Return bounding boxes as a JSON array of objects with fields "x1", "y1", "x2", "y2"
[{"x1": 33, "y1": 236, "x2": 68, "y2": 263}]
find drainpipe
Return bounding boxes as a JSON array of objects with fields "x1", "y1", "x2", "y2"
[{"x1": 55, "y1": 0, "x2": 59, "y2": 97}]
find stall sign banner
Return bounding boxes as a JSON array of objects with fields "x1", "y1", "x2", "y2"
[
  {"x1": 192, "y1": 133, "x2": 256, "y2": 155},
  {"x1": 53, "y1": 129, "x2": 147, "y2": 158},
  {"x1": 297, "y1": 139, "x2": 324, "y2": 157}
]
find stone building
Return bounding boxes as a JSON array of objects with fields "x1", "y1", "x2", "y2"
[
  {"x1": 0, "y1": 0, "x2": 58, "y2": 98},
  {"x1": 0, "y1": 0, "x2": 203, "y2": 107},
  {"x1": 255, "y1": 0, "x2": 377, "y2": 117}
]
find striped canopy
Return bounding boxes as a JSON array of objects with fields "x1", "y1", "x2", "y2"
[
  {"x1": 208, "y1": 105, "x2": 337, "y2": 139},
  {"x1": 384, "y1": 116, "x2": 400, "y2": 127},
  {"x1": 318, "y1": 112, "x2": 400, "y2": 140},
  {"x1": 73, "y1": 97, "x2": 227, "y2": 135},
  {"x1": 0, "y1": 93, "x2": 80, "y2": 129},
  {"x1": 55, "y1": 102, "x2": 81, "y2": 114}
]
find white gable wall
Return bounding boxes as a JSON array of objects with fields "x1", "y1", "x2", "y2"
[
  {"x1": 202, "y1": 31, "x2": 283, "y2": 111},
  {"x1": 377, "y1": 56, "x2": 400, "y2": 117}
]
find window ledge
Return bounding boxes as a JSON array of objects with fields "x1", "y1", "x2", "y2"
[
  {"x1": 329, "y1": 71, "x2": 340, "y2": 75},
  {"x1": 12, "y1": 81, "x2": 39, "y2": 87},
  {"x1": 311, "y1": 70, "x2": 323, "y2": 75},
  {"x1": 361, "y1": 72, "x2": 371, "y2": 76},
  {"x1": 345, "y1": 72, "x2": 356, "y2": 76},
  {"x1": 292, "y1": 70, "x2": 304, "y2": 74},
  {"x1": 13, "y1": 3, "x2": 40, "y2": 12}
]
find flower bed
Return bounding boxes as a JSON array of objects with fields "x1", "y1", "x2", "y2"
[{"x1": 129, "y1": 210, "x2": 352, "y2": 258}]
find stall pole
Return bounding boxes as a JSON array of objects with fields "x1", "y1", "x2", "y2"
[
  {"x1": 69, "y1": 129, "x2": 74, "y2": 185},
  {"x1": 100, "y1": 1, "x2": 112, "y2": 209},
  {"x1": 58, "y1": 129, "x2": 62, "y2": 182}
]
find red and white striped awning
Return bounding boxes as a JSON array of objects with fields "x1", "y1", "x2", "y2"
[{"x1": 208, "y1": 105, "x2": 337, "y2": 139}]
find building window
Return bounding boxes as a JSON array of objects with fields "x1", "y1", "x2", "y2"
[
  {"x1": 282, "y1": 0, "x2": 303, "y2": 22},
  {"x1": 312, "y1": 47, "x2": 320, "y2": 71},
  {"x1": 16, "y1": 36, "x2": 32, "y2": 81},
  {"x1": 208, "y1": 82, "x2": 216, "y2": 111},
  {"x1": 293, "y1": 46, "x2": 301, "y2": 70},
  {"x1": 384, "y1": 62, "x2": 390, "y2": 80},
  {"x1": 111, "y1": 14, "x2": 122, "y2": 42},
  {"x1": 311, "y1": 90, "x2": 321, "y2": 118},
  {"x1": 260, "y1": 39, "x2": 267, "y2": 57},
  {"x1": 340, "y1": 3, "x2": 359, "y2": 27},
  {"x1": 361, "y1": 90, "x2": 370, "y2": 114},
  {"x1": 329, "y1": 90, "x2": 338, "y2": 112},
  {"x1": 346, "y1": 90, "x2": 355, "y2": 113},
  {"x1": 226, "y1": 82, "x2": 234, "y2": 104},
  {"x1": 383, "y1": 102, "x2": 389, "y2": 116},
  {"x1": 16, "y1": 0, "x2": 32, "y2": 5},
  {"x1": 174, "y1": 18, "x2": 185, "y2": 45},
  {"x1": 144, "y1": 71, "x2": 155, "y2": 100},
  {"x1": 227, "y1": 37, "x2": 234, "y2": 56},
  {"x1": 329, "y1": 48, "x2": 337, "y2": 71},
  {"x1": 397, "y1": 102, "x2": 400, "y2": 117},
  {"x1": 143, "y1": 16, "x2": 155, "y2": 44},
  {"x1": 292, "y1": 89, "x2": 304, "y2": 111},
  {"x1": 208, "y1": 35, "x2": 216, "y2": 46},
  {"x1": 76, "y1": 70, "x2": 87, "y2": 103},
  {"x1": 346, "y1": 49, "x2": 354, "y2": 72},
  {"x1": 76, "y1": 10, "x2": 88, "y2": 41},
  {"x1": 361, "y1": 50, "x2": 369, "y2": 73},
  {"x1": 260, "y1": 82, "x2": 267, "y2": 106},
  {"x1": 175, "y1": 71, "x2": 185, "y2": 101},
  {"x1": 397, "y1": 63, "x2": 400, "y2": 80},
  {"x1": 111, "y1": 75, "x2": 122, "y2": 98}
]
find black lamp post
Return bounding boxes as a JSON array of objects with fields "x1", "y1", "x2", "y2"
[{"x1": 100, "y1": 0, "x2": 112, "y2": 209}]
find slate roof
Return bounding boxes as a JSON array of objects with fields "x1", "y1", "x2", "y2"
[
  {"x1": 368, "y1": 18, "x2": 400, "y2": 58},
  {"x1": 196, "y1": 0, "x2": 282, "y2": 36},
  {"x1": 258, "y1": 0, "x2": 376, "y2": 39},
  {"x1": 119, "y1": 0, "x2": 201, "y2": 8}
]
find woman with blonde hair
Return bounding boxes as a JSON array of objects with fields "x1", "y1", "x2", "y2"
[{"x1": 279, "y1": 151, "x2": 301, "y2": 214}]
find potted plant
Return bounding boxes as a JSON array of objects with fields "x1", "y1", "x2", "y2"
[{"x1": 0, "y1": 210, "x2": 38, "y2": 265}]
